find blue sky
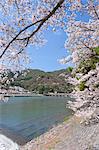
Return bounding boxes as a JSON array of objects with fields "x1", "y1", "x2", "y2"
[
  {"x1": 26, "y1": 0, "x2": 90, "y2": 72},
  {"x1": 27, "y1": 29, "x2": 73, "y2": 72}
]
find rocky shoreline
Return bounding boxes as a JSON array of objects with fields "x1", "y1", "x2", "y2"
[
  {"x1": 20, "y1": 116, "x2": 99, "y2": 150},
  {"x1": 1, "y1": 115, "x2": 99, "y2": 150}
]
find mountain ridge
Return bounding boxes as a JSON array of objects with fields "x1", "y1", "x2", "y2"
[{"x1": 8, "y1": 67, "x2": 73, "y2": 94}]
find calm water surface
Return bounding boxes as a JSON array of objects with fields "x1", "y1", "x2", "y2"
[{"x1": 0, "y1": 96, "x2": 73, "y2": 141}]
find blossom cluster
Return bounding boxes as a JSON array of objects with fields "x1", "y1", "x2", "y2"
[
  {"x1": 68, "y1": 63, "x2": 99, "y2": 119},
  {"x1": 63, "y1": 1, "x2": 99, "y2": 120}
]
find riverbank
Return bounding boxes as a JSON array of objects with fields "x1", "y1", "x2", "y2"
[
  {"x1": 1, "y1": 93, "x2": 69, "y2": 98},
  {"x1": 1, "y1": 93, "x2": 43, "y2": 97},
  {"x1": 20, "y1": 116, "x2": 99, "y2": 150}
]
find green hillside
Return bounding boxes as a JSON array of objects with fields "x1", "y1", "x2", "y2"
[{"x1": 10, "y1": 68, "x2": 73, "y2": 94}]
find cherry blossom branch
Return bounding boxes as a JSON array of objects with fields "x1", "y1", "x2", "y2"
[
  {"x1": 75, "y1": 24, "x2": 95, "y2": 32},
  {"x1": 0, "y1": 0, "x2": 64, "y2": 59},
  {"x1": 15, "y1": 0, "x2": 65, "y2": 51},
  {"x1": 80, "y1": 26, "x2": 95, "y2": 32},
  {"x1": 93, "y1": 5, "x2": 99, "y2": 20},
  {"x1": 0, "y1": 2, "x2": 6, "y2": 13},
  {"x1": 81, "y1": 41, "x2": 94, "y2": 52},
  {"x1": 15, "y1": 0, "x2": 20, "y2": 13},
  {"x1": 0, "y1": 19, "x2": 43, "y2": 59}
]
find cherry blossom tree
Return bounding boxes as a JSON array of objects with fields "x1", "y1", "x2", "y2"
[
  {"x1": 60, "y1": 0, "x2": 99, "y2": 122},
  {"x1": 0, "y1": 0, "x2": 99, "y2": 122}
]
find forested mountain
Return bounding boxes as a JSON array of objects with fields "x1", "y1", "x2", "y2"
[{"x1": 10, "y1": 67, "x2": 73, "y2": 94}]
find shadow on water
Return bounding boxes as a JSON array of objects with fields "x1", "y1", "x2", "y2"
[
  {"x1": 0, "y1": 124, "x2": 27, "y2": 145},
  {"x1": 0, "y1": 96, "x2": 73, "y2": 145}
]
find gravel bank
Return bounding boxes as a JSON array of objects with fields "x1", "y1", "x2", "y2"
[{"x1": 20, "y1": 116, "x2": 99, "y2": 150}]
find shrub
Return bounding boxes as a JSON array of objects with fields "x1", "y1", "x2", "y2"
[
  {"x1": 78, "y1": 81, "x2": 86, "y2": 91},
  {"x1": 76, "y1": 56, "x2": 99, "y2": 74},
  {"x1": 67, "y1": 67, "x2": 73, "y2": 73},
  {"x1": 93, "y1": 47, "x2": 99, "y2": 55}
]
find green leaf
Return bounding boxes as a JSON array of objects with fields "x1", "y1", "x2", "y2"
[
  {"x1": 78, "y1": 81, "x2": 86, "y2": 91},
  {"x1": 93, "y1": 47, "x2": 99, "y2": 55}
]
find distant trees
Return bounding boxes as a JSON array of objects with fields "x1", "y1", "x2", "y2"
[
  {"x1": 11, "y1": 69, "x2": 73, "y2": 94},
  {"x1": 36, "y1": 85, "x2": 54, "y2": 94},
  {"x1": 36, "y1": 84, "x2": 72, "y2": 94}
]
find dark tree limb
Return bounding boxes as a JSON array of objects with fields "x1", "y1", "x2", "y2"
[
  {"x1": 0, "y1": 19, "x2": 43, "y2": 59},
  {"x1": 93, "y1": 5, "x2": 99, "y2": 20}
]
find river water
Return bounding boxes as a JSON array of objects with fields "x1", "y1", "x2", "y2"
[{"x1": 0, "y1": 96, "x2": 73, "y2": 142}]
